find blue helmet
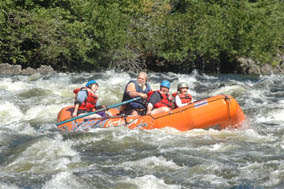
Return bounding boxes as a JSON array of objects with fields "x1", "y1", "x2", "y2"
[
  {"x1": 160, "y1": 80, "x2": 170, "y2": 89},
  {"x1": 86, "y1": 80, "x2": 98, "y2": 87}
]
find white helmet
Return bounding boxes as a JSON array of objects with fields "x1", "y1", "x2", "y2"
[{"x1": 177, "y1": 82, "x2": 189, "y2": 91}]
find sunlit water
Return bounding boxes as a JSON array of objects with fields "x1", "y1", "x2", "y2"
[{"x1": 1, "y1": 71, "x2": 284, "y2": 189}]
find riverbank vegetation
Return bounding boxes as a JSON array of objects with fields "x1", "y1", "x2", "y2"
[{"x1": 1, "y1": 0, "x2": 284, "y2": 73}]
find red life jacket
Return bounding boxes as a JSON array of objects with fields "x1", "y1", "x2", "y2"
[
  {"x1": 73, "y1": 87, "x2": 98, "y2": 111},
  {"x1": 147, "y1": 90, "x2": 173, "y2": 109},
  {"x1": 172, "y1": 92, "x2": 192, "y2": 107}
]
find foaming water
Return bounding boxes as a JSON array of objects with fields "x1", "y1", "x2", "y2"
[
  {"x1": 42, "y1": 171, "x2": 89, "y2": 189},
  {"x1": 2, "y1": 135, "x2": 78, "y2": 174},
  {"x1": 0, "y1": 72, "x2": 284, "y2": 188},
  {"x1": 120, "y1": 156, "x2": 183, "y2": 170},
  {"x1": 121, "y1": 175, "x2": 180, "y2": 189},
  {"x1": 0, "y1": 101, "x2": 24, "y2": 125}
]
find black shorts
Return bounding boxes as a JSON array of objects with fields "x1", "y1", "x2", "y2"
[{"x1": 124, "y1": 107, "x2": 146, "y2": 116}]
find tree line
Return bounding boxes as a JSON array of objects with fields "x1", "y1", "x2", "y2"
[{"x1": 1, "y1": 0, "x2": 284, "y2": 73}]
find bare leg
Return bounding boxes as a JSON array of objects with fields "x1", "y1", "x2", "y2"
[
  {"x1": 151, "y1": 107, "x2": 170, "y2": 115},
  {"x1": 130, "y1": 110, "x2": 139, "y2": 116},
  {"x1": 79, "y1": 113, "x2": 102, "y2": 119}
]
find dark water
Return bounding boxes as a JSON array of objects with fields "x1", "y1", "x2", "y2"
[{"x1": 1, "y1": 71, "x2": 284, "y2": 189}]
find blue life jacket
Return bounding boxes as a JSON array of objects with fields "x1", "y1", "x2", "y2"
[{"x1": 122, "y1": 80, "x2": 151, "y2": 109}]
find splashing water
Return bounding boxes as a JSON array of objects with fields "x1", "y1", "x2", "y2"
[{"x1": 0, "y1": 72, "x2": 284, "y2": 188}]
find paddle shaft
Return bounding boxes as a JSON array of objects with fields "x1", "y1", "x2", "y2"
[{"x1": 56, "y1": 97, "x2": 141, "y2": 126}]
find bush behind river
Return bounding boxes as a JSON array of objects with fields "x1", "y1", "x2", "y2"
[{"x1": 1, "y1": 0, "x2": 284, "y2": 74}]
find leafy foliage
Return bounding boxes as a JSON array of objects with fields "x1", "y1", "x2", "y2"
[{"x1": 0, "y1": 0, "x2": 284, "y2": 72}]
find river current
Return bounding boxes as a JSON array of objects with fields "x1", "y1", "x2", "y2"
[{"x1": 0, "y1": 71, "x2": 284, "y2": 189}]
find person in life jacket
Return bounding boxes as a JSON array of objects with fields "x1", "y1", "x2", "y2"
[
  {"x1": 172, "y1": 82, "x2": 193, "y2": 108},
  {"x1": 120, "y1": 72, "x2": 152, "y2": 116},
  {"x1": 72, "y1": 80, "x2": 105, "y2": 118},
  {"x1": 146, "y1": 80, "x2": 173, "y2": 115}
]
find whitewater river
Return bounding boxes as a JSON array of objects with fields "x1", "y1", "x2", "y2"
[{"x1": 0, "y1": 71, "x2": 284, "y2": 189}]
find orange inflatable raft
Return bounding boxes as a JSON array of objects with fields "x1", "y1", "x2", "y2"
[{"x1": 57, "y1": 95, "x2": 246, "y2": 132}]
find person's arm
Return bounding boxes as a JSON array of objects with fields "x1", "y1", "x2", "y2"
[
  {"x1": 175, "y1": 95, "x2": 188, "y2": 107},
  {"x1": 72, "y1": 103, "x2": 80, "y2": 117},
  {"x1": 72, "y1": 91, "x2": 87, "y2": 117},
  {"x1": 147, "y1": 83, "x2": 152, "y2": 92},
  {"x1": 127, "y1": 82, "x2": 147, "y2": 99}
]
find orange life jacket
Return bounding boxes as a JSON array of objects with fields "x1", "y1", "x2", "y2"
[
  {"x1": 172, "y1": 92, "x2": 192, "y2": 104},
  {"x1": 147, "y1": 90, "x2": 173, "y2": 109},
  {"x1": 73, "y1": 87, "x2": 98, "y2": 111}
]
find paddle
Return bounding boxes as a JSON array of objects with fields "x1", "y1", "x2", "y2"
[{"x1": 56, "y1": 97, "x2": 141, "y2": 126}]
